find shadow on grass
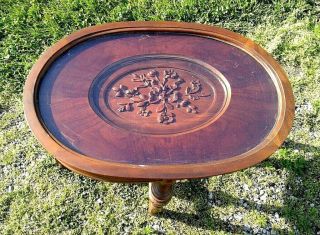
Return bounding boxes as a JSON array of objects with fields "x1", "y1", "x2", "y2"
[{"x1": 156, "y1": 139, "x2": 320, "y2": 234}]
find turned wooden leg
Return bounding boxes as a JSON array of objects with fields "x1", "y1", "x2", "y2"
[{"x1": 148, "y1": 180, "x2": 174, "y2": 215}]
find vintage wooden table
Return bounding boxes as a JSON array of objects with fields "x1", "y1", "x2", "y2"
[{"x1": 23, "y1": 21, "x2": 294, "y2": 214}]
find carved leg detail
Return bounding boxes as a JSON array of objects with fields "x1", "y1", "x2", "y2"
[{"x1": 148, "y1": 180, "x2": 174, "y2": 215}]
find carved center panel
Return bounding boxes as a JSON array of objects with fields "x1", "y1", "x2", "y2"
[
  {"x1": 112, "y1": 69, "x2": 211, "y2": 125},
  {"x1": 89, "y1": 55, "x2": 231, "y2": 135}
]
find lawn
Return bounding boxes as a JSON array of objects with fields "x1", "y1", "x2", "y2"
[{"x1": 0, "y1": 0, "x2": 319, "y2": 234}]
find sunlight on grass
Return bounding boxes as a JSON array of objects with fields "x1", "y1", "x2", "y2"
[{"x1": 0, "y1": 0, "x2": 319, "y2": 234}]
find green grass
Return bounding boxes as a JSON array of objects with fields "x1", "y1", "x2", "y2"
[{"x1": 1, "y1": 0, "x2": 320, "y2": 234}]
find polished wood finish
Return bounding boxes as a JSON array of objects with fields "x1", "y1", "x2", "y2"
[
  {"x1": 23, "y1": 21, "x2": 294, "y2": 183},
  {"x1": 89, "y1": 56, "x2": 229, "y2": 135},
  {"x1": 148, "y1": 180, "x2": 175, "y2": 215}
]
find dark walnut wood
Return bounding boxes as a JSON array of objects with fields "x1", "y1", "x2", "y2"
[
  {"x1": 149, "y1": 180, "x2": 175, "y2": 215},
  {"x1": 91, "y1": 57, "x2": 226, "y2": 134},
  {"x1": 23, "y1": 21, "x2": 294, "y2": 214}
]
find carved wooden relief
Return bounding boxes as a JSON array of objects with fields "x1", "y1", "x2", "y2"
[
  {"x1": 111, "y1": 69, "x2": 211, "y2": 125},
  {"x1": 89, "y1": 54, "x2": 231, "y2": 135}
]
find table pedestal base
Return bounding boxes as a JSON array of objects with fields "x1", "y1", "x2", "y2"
[{"x1": 148, "y1": 180, "x2": 174, "y2": 215}]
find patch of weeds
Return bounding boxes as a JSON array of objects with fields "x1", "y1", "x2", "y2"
[
  {"x1": 272, "y1": 148, "x2": 307, "y2": 175},
  {"x1": 243, "y1": 211, "x2": 268, "y2": 228}
]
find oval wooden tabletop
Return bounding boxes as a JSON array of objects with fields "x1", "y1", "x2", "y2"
[{"x1": 23, "y1": 21, "x2": 294, "y2": 182}]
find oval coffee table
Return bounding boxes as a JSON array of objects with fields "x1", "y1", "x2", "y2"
[{"x1": 23, "y1": 21, "x2": 294, "y2": 214}]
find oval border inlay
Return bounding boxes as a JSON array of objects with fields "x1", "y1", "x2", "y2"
[{"x1": 89, "y1": 54, "x2": 231, "y2": 135}]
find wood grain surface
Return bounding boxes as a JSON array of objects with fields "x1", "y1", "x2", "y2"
[{"x1": 23, "y1": 21, "x2": 294, "y2": 182}]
